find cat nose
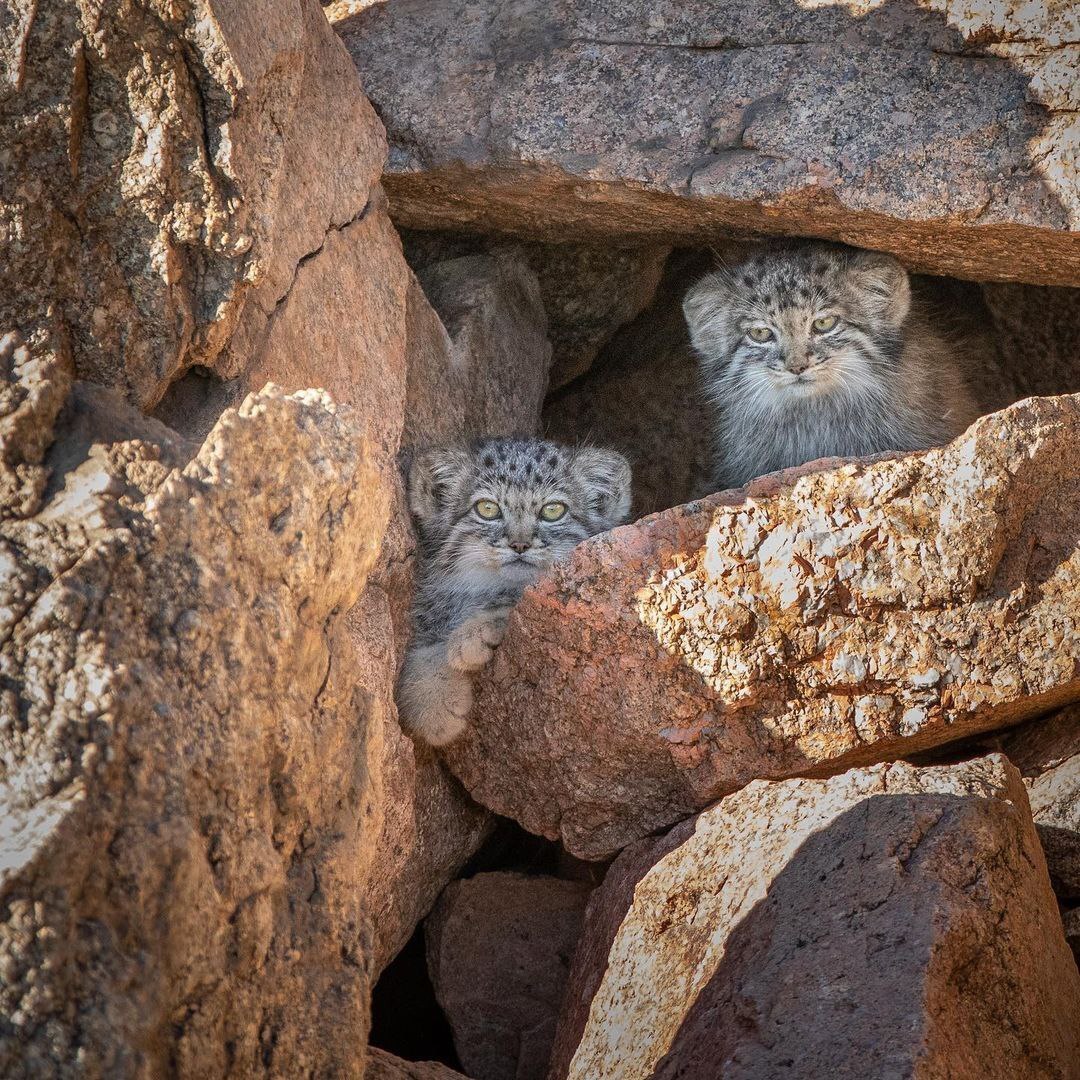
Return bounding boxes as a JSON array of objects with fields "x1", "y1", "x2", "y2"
[
  {"x1": 508, "y1": 539, "x2": 531, "y2": 553},
  {"x1": 789, "y1": 355, "x2": 812, "y2": 374}
]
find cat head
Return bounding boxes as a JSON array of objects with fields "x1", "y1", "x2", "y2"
[
  {"x1": 684, "y1": 241, "x2": 911, "y2": 406},
  {"x1": 408, "y1": 437, "x2": 632, "y2": 586}
]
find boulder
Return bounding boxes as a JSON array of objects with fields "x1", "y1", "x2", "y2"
[
  {"x1": 0, "y1": 337, "x2": 385, "y2": 1075},
  {"x1": 365, "y1": 1046, "x2": 470, "y2": 1080},
  {"x1": 360, "y1": 251, "x2": 553, "y2": 974},
  {"x1": 339, "y1": 0, "x2": 1080, "y2": 286},
  {"x1": 548, "y1": 757, "x2": 1080, "y2": 1080},
  {"x1": 426, "y1": 873, "x2": 590, "y2": 1080},
  {"x1": 1004, "y1": 705, "x2": 1080, "y2": 899},
  {"x1": 446, "y1": 394, "x2": 1080, "y2": 859},
  {"x1": 3, "y1": 0, "x2": 386, "y2": 409}
]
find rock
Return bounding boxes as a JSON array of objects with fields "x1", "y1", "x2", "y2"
[
  {"x1": 1004, "y1": 706, "x2": 1080, "y2": 899},
  {"x1": 3, "y1": 0, "x2": 385, "y2": 409},
  {"x1": 548, "y1": 757, "x2": 1080, "y2": 1080},
  {"x1": 365, "y1": 1046, "x2": 470, "y2": 1080},
  {"x1": 0, "y1": 340, "x2": 385, "y2": 1074},
  {"x1": 1063, "y1": 907, "x2": 1080, "y2": 966},
  {"x1": 339, "y1": 0, "x2": 1079, "y2": 286},
  {"x1": 426, "y1": 873, "x2": 590, "y2": 1080},
  {"x1": 403, "y1": 233, "x2": 667, "y2": 391},
  {"x1": 359, "y1": 250, "x2": 554, "y2": 975},
  {"x1": 444, "y1": 394, "x2": 1080, "y2": 859}
]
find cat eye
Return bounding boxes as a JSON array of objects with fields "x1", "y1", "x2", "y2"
[
  {"x1": 473, "y1": 499, "x2": 502, "y2": 520},
  {"x1": 540, "y1": 501, "x2": 568, "y2": 522},
  {"x1": 746, "y1": 325, "x2": 775, "y2": 343},
  {"x1": 812, "y1": 315, "x2": 839, "y2": 333}
]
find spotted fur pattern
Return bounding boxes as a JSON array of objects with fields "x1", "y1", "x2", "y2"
[
  {"x1": 683, "y1": 240, "x2": 981, "y2": 491},
  {"x1": 398, "y1": 436, "x2": 632, "y2": 745}
]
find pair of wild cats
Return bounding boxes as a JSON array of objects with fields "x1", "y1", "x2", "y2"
[{"x1": 400, "y1": 240, "x2": 982, "y2": 746}]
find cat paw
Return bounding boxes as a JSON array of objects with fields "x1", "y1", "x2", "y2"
[
  {"x1": 446, "y1": 607, "x2": 511, "y2": 673},
  {"x1": 400, "y1": 671, "x2": 473, "y2": 747}
]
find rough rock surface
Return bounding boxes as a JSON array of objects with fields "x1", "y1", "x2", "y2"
[
  {"x1": 426, "y1": 873, "x2": 590, "y2": 1080},
  {"x1": 446, "y1": 395, "x2": 1080, "y2": 859},
  {"x1": 548, "y1": 757, "x2": 1080, "y2": 1080},
  {"x1": 360, "y1": 250, "x2": 553, "y2": 975},
  {"x1": 365, "y1": 1046, "x2": 470, "y2": 1080},
  {"x1": 3, "y1": 0, "x2": 386, "y2": 409},
  {"x1": 0, "y1": 333, "x2": 384, "y2": 1075},
  {"x1": 1004, "y1": 706, "x2": 1080, "y2": 899},
  {"x1": 403, "y1": 233, "x2": 669, "y2": 390},
  {"x1": 340, "y1": 0, "x2": 1080, "y2": 286}
]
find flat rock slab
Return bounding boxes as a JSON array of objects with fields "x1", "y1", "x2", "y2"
[
  {"x1": 446, "y1": 395, "x2": 1080, "y2": 859},
  {"x1": 339, "y1": 0, "x2": 1080, "y2": 285},
  {"x1": 426, "y1": 873, "x2": 590, "y2": 1080},
  {"x1": 548, "y1": 757, "x2": 1080, "y2": 1080}
]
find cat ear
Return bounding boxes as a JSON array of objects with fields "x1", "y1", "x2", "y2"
[
  {"x1": 848, "y1": 251, "x2": 911, "y2": 329},
  {"x1": 407, "y1": 446, "x2": 473, "y2": 532},
  {"x1": 683, "y1": 272, "x2": 736, "y2": 362},
  {"x1": 570, "y1": 447, "x2": 633, "y2": 528}
]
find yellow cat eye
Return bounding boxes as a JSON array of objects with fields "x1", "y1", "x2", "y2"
[
  {"x1": 812, "y1": 315, "x2": 839, "y2": 333},
  {"x1": 747, "y1": 325, "x2": 775, "y2": 343},
  {"x1": 473, "y1": 499, "x2": 501, "y2": 520},
  {"x1": 540, "y1": 501, "x2": 567, "y2": 522}
]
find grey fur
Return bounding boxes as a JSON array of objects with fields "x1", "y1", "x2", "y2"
[
  {"x1": 398, "y1": 436, "x2": 632, "y2": 745},
  {"x1": 683, "y1": 240, "x2": 981, "y2": 491}
]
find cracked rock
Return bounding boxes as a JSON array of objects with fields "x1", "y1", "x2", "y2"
[{"x1": 548, "y1": 757, "x2": 1080, "y2": 1080}]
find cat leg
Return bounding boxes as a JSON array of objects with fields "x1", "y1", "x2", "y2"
[
  {"x1": 397, "y1": 642, "x2": 474, "y2": 747},
  {"x1": 446, "y1": 606, "x2": 512, "y2": 673}
]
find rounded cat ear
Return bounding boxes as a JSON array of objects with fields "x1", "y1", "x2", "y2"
[
  {"x1": 848, "y1": 250, "x2": 911, "y2": 329},
  {"x1": 407, "y1": 446, "x2": 473, "y2": 529},
  {"x1": 683, "y1": 273, "x2": 736, "y2": 361},
  {"x1": 570, "y1": 447, "x2": 633, "y2": 527}
]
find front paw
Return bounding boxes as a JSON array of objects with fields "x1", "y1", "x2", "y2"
[
  {"x1": 446, "y1": 607, "x2": 511, "y2": 673},
  {"x1": 400, "y1": 668, "x2": 473, "y2": 747}
]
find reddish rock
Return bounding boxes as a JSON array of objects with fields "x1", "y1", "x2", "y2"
[
  {"x1": 365, "y1": 1046, "x2": 470, "y2": 1080},
  {"x1": 446, "y1": 395, "x2": 1080, "y2": 859},
  {"x1": 1004, "y1": 705, "x2": 1080, "y2": 899},
  {"x1": 340, "y1": 0, "x2": 1080, "y2": 286},
  {"x1": 548, "y1": 757, "x2": 1080, "y2": 1080},
  {"x1": 426, "y1": 873, "x2": 590, "y2": 1080}
]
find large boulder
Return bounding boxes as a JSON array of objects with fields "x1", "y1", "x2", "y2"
[
  {"x1": 339, "y1": 0, "x2": 1079, "y2": 285},
  {"x1": 365, "y1": 1047, "x2": 470, "y2": 1080},
  {"x1": 548, "y1": 757, "x2": 1080, "y2": 1080},
  {"x1": 2, "y1": 0, "x2": 386, "y2": 409},
  {"x1": 0, "y1": 335, "x2": 385, "y2": 1075},
  {"x1": 446, "y1": 394, "x2": 1080, "y2": 859},
  {"x1": 425, "y1": 873, "x2": 590, "y2": 1080}
]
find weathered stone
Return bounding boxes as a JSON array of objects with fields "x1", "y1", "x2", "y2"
[
  {"x1": 426, "y1": 873, "x2": 590, "y2": 1080},
  {"x1": 1063, "y1": 906, "x2": 1080, "y2": 966},
  {"x1": 548, "y1": 757, "x2": 1080, "y2": 1080},
  {"x1": 446, "y1": 395, "x2": 1080, "y2": 859},
  {"x1": 340, "y1": 0, "x2": 1079, "y2": 286},
  {"x1": 0, "y1": 339, "x2": 385, "y2": 1075},
  {"x1": 403, "y1": 233, "x2": 668, "y2": 391},
  {"x1": 2, "y1": 0, "x2": 385, "y2": 409},
  {"x1": 359, "y1": 250, "x2": 553, "y2": 975},
  {"x1": 1004, "y1": 705, "x2": 1080, "y2": 899},
  {"x1": 365, "y1": 1046, "x2": 470, "y2": 1080}
]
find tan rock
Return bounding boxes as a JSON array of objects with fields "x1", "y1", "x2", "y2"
[
  {"x1": 365, "y1": 1046, "x2": 470, "y2": 1080},
  {"x1": 0, "y1": 341, "x2": 385, "y2": 1074},
  {"x1": 2, "y1": 0, "x2": 384, "y2": 409},
  {"x1": 1004, "y1": 705, "x2": 1080, "y2": 899},
  {"x1": 340, "y1": 0, "x2": 1079, "y2": 286},
  {"x1": 446, "y1": 394, "x2": 1080, "y2": 858},
  {"x1": 359, "y1": 250, "x2": 553, "y2": 975},
  {"x1": 548, "y1": 757, "x2": 1080, "y2": 1080},
  {"x1": 426, "y1": 873, "x2": 590, "y2": 1080}
]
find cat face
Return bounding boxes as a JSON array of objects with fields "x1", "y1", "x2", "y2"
[
  {"x1": 684, "y1": 242, "x2": 912, "y2": 407},
  {"x1": 409, "y1": 438, "x2": 632, "y2": 588}
]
